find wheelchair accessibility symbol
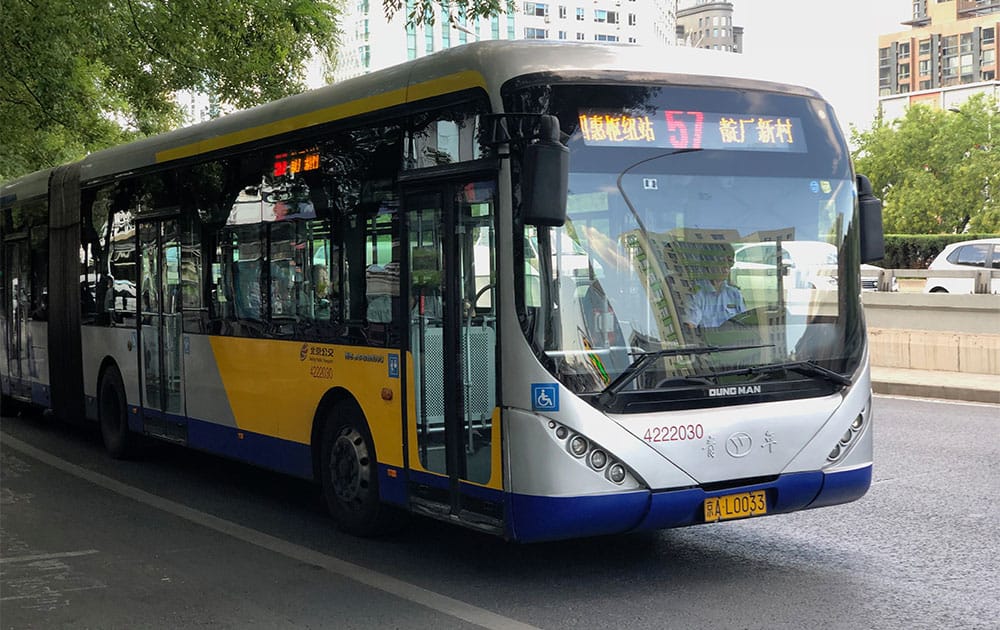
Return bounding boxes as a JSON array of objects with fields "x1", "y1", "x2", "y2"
[{"x1": 531, "y1": 384, "x2": 559, "y2": 412}]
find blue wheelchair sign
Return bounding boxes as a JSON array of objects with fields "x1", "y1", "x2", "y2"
[{"x1": 531, "y1": 383, "x2": 559, "y2": 412}]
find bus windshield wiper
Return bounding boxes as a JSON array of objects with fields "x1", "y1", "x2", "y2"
[
  {"x1": 598, "y1": 343, "x2": 773, "y2": 404},
  {"x1": 705, "y1": 361, "x2": 852, "y2": 387}
]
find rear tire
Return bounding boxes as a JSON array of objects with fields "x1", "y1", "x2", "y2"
[
  {"x1": 320, "y1": 400, "x2": 401, "y2": 536},
  {"x1": 929, "y1": 287, "x2": 948, "y2": 293},
  {"x1": 99, "y1": 366, "x2": 139, "y2": 459}
]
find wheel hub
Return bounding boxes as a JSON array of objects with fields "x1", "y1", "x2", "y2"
[{"x1": 329, "y1": 427, "x2": 370, "y2": 506}]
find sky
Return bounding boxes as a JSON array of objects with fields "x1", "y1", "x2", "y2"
[{"x1": 732, "y1": 0, "x2": 911, "y2": 138}]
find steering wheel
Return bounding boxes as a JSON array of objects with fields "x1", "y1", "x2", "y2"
[{"x1": 473, "y1": 283, "x2": 495, "y2": 308}]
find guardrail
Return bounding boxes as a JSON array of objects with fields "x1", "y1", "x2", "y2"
[{"x1": 872, "y1": 268, "x2": 1000, "y2": 293}]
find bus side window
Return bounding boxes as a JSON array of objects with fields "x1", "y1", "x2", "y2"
[{"x1": 363, "y1": 209, "x2": 399, "y2": 346}]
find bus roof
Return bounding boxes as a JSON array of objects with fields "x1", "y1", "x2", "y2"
[{"x1": 2, "y1": 41, "x2": 827, "y2": 198}]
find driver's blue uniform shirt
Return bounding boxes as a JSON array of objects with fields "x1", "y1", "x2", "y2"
[{"x1": 685, "y1": 280, "x2": 746, "y2": 328}]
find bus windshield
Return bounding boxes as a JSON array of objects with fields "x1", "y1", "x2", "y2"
[{"x1": 512, "y1": 82, "x2": 864, "y2": 401}]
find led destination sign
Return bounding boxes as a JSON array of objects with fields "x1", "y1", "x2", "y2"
[{"x1": 578, "y1": 110, "x2": 807, "y2": 153}]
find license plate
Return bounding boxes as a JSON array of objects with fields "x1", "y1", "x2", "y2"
[{"x1": 704, "y1": 490, "x2": 767, "y2": 522}]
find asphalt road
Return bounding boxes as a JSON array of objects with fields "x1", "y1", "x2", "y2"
[{"x1": 1, "y1": 395, "x2": 997, "y2": 630}]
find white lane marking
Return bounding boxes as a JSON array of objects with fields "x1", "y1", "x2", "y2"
[
  {"x1": 1, "y1": 433, "x2": 539, "y2": 630},
  {"x1": 0, "y1": 549, "x2": 100, "y2": 564}
]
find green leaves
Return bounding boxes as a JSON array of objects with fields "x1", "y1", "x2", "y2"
[
  {"x1": 0, "y1": 0, "x2": 510, "y2": 181},
  {"x1": 1, "y1": 0, "x2": 341, "y2": 180},
  {"x1": 852, "y1": 94, "x2": 1000, "y2": 234}
]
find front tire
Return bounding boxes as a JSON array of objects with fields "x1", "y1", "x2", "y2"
[
  {"x1": 320, "y1": 401, "x2": 400, "y2": 536},
  {"x1": 99, "y1": 366, "x2": 138, "y2": 459}
]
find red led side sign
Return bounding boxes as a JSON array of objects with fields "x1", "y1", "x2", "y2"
[{"x1": 274, "y1": 149, "x2": 320, "y2": 177}]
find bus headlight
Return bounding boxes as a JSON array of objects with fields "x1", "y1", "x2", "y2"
[
  {"x1": 547, "y1": 420, "x2": 635, "y2": 486},
  {"x1": 608, "y1": 463, "x2": 627, "y2": 484},
  {"x1": 589, "y1": 449, "x2": 607, "y2": 470},
  {"x1": 827, "y1": 410, "x2": 868, "y2": 464}
]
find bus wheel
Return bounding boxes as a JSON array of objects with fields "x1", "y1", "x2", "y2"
[
  {"x1": 99, "y1": 366, "x2": 137, "y2": 459},
  {"x1": 320, "y1": 401, "x2": 398, "y2": 536}
]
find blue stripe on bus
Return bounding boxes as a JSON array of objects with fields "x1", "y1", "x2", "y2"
[
  {"x1": 506, "y1": 466, "x2": 873, "y2": 543},
  {"x1": 507, "y1": 491, "x2": 651, "y2": 542},
  {"x1": 130, "y1": 410, "x2": 314, "y2": 479},
  {"x1": 185, "y1": 417, "x2": 314, "y2": 479},
  {"x1": 807, "y1": 465, "x2": 872, "y2": 509}
]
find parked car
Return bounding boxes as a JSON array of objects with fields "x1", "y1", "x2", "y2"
[
  {"x1": 923, "y1": 237, "x2": 1000, "y2": 294},
  {"x1": 732, "y1": 241, "x2": 887, "y2": 291}
]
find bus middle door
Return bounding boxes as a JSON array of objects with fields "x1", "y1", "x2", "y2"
[{"x1": 138, "y1": 218, "x2": 186, "y2": 441}]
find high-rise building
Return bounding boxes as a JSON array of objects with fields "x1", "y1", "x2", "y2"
[
  {"x1": 674, "y1": 1, "x2": 743, "y2": 53},
  {"x1": 334, "y1": 1, "x2": 679, "y2": 83},
  {"x1": 878, "y1": 0, "x2": 999, "y2": 117}
]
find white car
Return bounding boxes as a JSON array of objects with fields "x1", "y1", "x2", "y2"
[
  {"x1": 923, "y1": 238, "x2": 1000, "y2": 294},
  {"x1": 732, "y1": 241, "x2": 886, "y2": 291}
]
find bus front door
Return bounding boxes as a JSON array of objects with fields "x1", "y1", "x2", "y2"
[
  {"x1": 3, "y1": 237, "x2": 31, "y2": 400},
  {"x1": 403, "y1": 180, "x2": 500, "y2": 530},
  {"x1": 138, "y1": 219, "x2": 185, "y2": 440}
]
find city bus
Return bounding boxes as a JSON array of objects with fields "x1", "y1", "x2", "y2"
[{"x1": 0, "y1": 41, "x2": 884, "y2": 542}]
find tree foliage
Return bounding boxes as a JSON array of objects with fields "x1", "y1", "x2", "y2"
[
  {"x1": 0, "y1": 0, "x2": 513, "y2": 182},
  {"x1": 384, "y1": 0, "x2": 513, "y2": 25},
  {"x1": 1, "y1": 0, "x2": 341, "y2": 181},
  {"x1": 851, "y1": 94, "x2": 1000, "y2": 234}
]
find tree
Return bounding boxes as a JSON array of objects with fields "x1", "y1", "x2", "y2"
[
  {"x1": 0, "y1": 0, "x2": 511, "y2": 182},
  {"x1": 851, "y1": 94, "x2": 1000, "y2": 234},
  {"x1": 1, "y1": 0, "x2": 341, "y2": 181}
]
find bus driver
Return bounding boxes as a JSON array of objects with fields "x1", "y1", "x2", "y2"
[{"x1": 683, "y1": 243, "x2": 746, "y2": 329}]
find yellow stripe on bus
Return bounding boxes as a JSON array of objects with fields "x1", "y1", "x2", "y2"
[
  {"x1": 155, "y1": 70, "x2": 487, "y2": 163},
  {"x1": 208, "y1": 337, "x2": 404, "y2": 468}
]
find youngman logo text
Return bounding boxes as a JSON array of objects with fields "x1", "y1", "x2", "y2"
[{"x1": 708, "y1": 385, "x2": 763, "y2": 397}]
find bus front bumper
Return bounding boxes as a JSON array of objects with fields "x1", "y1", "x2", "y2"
[{"x1": 507, "y1": 465, "x2": 872, "y2": 543}]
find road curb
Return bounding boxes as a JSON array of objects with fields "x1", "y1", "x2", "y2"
[{"x1": 872, "y1": 380, "x2": 1000, "y2": 404}]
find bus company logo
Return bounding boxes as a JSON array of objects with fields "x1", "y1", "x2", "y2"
[
  {"x1": 707, "y1": 385, "x2": 762, "y2": 397},
  {"x1": 726, "y1": 432, "x2": 754, "y2": 458},
  {"x1": 301, "y1": 344, "x2": 336, "y2": 361}
]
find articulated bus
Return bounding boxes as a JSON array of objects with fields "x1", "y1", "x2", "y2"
[{"x1": 1, "y1": 42, "x2": 884, "y2": 542}]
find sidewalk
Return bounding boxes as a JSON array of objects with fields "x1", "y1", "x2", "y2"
[{"x1": 871, "y1": 366, "x2": 1000, "y2": 404}]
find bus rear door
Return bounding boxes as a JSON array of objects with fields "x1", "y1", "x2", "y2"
[{"x1": 3, "y1": 236, "x2": 31, "y2": 400}]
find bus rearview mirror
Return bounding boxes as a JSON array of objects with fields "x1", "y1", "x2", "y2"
[
  {"x1": 521, "y1": 115, "x2": 568, "y2": 227},
  {"x1": 856, "y1": 174, "x2": 885, "y2": 263}
]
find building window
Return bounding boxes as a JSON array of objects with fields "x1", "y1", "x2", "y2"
[
  {"x1": 628, "y1": 13, "x2": 636, "y2": 26},
  {"x1": 558, "y1": 30, "x2": 566, "y2": 39},
  {"x1": 594, "y1": 33, "x2": 619, "y2": 42},
  {"x1": 559, "y1": 5, "x2": 566, "y2": 19},
  {"x1": 919, "y1": 59, "x2": 930, "y2": 75},
  {"x1": 983, "y1": 48, "x2": 995, "y2": 67},
  {"x1": 983, "y1": 27, "x2": 995, "y2": 46},
  {"x1": 898, "y1": 62, "x2": 910, "y2": 80},
  {"x1": 524, "y1": 2, "x2": 548, "y2": 17},
  {"x1": 919, "y1": 79, "x2": 932, "y2": 90},
  {"x1": 524, "y1": 27, "x2": 548, "y2": 39},
  {"x1": 899, "y1": 42, "x2": 910, "y2": 59},
  {"x1": 576, "y1": 7, "x2": 584, "y2": 20},
  {"x1": 918, "y1": 39, "x2": 931, "y2": 56},
  {"x1": 576, "y1": 32, "x2": 585, "y2": 40}
]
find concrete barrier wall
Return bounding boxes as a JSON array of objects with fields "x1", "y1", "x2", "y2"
[{"x1": 863, "y1": 293, "x2": 1000, "y2": 375}]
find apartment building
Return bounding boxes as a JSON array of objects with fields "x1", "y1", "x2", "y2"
[
  {"x1": 334, "y1": 1, "x2": 679, "y2": 82},
  {"x1": 674, "y1": 0, "x2": 743, "y2": 53},
  {"x1": 878, "y1": 0, "x2": 999, "y2": 117}
]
